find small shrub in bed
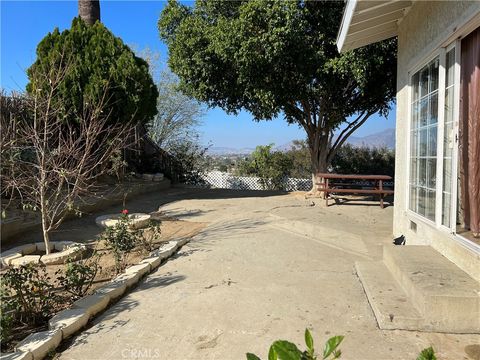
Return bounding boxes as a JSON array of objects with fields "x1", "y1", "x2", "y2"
[
  {"x1": 102, "y1": 209, "x2": 138, "y2": 274},
  {"x1": 137, "y1": 220, "x2": 162, "y2": 254},
  {"x1": 56, "y1": 253, "x2": 101, "y2": 300},
  {"x1": 0, "y1": 263, "x2": 62, "y2": 347}
]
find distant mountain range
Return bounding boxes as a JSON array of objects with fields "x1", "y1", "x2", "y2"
[
  {"x1": 206, "y1": 128, "x2": 395, "y2": 156},
  {"x1": 346, "y1": 128, "x2": 395, "y2": 149}
]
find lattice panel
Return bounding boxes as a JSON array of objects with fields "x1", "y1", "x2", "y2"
[{"x1": 196, "y1": 171, "x2": 312, "y2": 191}]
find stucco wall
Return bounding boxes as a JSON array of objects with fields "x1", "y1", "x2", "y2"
[{"x1": 394, "y1": 1, "x2": 480, "y2": 282}]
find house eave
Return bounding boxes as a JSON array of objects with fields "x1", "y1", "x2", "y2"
[{"x1": 337, "y1": 0, "x2": 413, "y2": 53}]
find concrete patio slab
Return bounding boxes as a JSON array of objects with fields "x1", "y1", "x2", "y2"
[{"x1": 54, "y1": 189, "x2": 479, "y2": 360}]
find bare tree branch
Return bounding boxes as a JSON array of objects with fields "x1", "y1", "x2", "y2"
[{"x1": 1, "y1": 49, "x2": 137, "y2": 253}]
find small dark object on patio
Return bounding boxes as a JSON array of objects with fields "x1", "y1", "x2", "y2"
[{"x1": 393, "y1": 235, "x2": 406, "y2": 245}]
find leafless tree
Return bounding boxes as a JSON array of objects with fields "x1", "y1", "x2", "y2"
[
  {"x1": 149, "y1": 70, "x2": 205, "y2": 151},
  {"x1": 1, "y1": 52, "x2": 136, "y2": 254}
]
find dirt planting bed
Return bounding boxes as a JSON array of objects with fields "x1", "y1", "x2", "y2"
[{"x1": 0, "y1": 216, "x2": 206, "y2": 353}]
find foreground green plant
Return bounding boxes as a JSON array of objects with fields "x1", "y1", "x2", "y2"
[
  {"x1": 247, "y1": 329, "x2": 437, "y2": 360},
  {"x1": 247, "y1": 329, "x2": 343, "y2": 360},
  {"x1": 416, "y1": 347, "x2": 437, "y2": 360}
]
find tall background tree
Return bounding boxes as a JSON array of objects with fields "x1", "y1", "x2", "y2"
[
  {"x1": 149, "y1": 70, "x2": 205, "y2": 151},
  {"x1": 78, "y1": 0, "x2": 100, "y2": 25},
  {"x1": 158, "y1": 0, "x2": 396, "y2": 190},
  {"x1": 27, "y1": 17, "x2": 158, "y2": 127}
]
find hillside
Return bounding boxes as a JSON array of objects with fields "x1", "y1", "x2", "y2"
[{"x1": 206, "y1": 128, "x2": 395, "y2": 155}]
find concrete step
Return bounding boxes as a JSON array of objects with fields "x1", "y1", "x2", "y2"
[
  {"x1": 355, "y1": 261, "x2": 424, "y2": 330},
  {"x1": 269, "y1": 215, "x2": 371, "y2": 259},
  {"x1": 383, "y1": 245, "x2": 480, "y2": 333}
]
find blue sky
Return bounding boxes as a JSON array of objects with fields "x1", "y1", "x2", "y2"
[{"x1": 1, "y1": 0, "x2": 396, "y2": 148}]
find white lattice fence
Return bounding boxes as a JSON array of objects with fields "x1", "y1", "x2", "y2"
[{"x1": 198, "y1": 171, "x2": 312, "y2": 191}]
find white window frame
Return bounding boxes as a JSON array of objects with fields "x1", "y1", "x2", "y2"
[{"x1": 406, "y1": 43, "x2": 460, "y2": 233}]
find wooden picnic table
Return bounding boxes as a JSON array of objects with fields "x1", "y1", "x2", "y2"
[{"x1": 316, "y1": 173, "x2": 394, "y2": 208}]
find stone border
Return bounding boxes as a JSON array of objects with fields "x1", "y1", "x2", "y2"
[
  {"x1": 95, "y1": 213, "x2": 152, "y2": 230},
  {"x1": 1, "y1": 242, "x2": 87, "y2": 268},
  {"x1": 3, "y1": 238, "x2": 189, "y2": 360}
]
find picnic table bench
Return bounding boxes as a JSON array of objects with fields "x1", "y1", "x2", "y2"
[{"x1": 316, "y1": 173, "x2": 394, "y2": 208}]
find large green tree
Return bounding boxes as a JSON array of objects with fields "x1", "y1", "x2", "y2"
[
  {"x1": 158, "y1": 0, "x2": 396, "y2": 189},
  {"x1": 27, "y1": 17, "x2": 158, "y2": 126}
]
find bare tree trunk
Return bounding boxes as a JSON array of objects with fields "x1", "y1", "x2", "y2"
[
  {"x1": 78, "y1": 0, "x2": 100, "y2": 25},
  {"x1": 40, "y1": 200, "x2": 51, "y2": 255}
]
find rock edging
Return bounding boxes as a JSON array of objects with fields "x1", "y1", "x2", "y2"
[
  {"x1": 3, "y1": 238, "x2": 188, "y2": 360},
  {"x1": 1, "y1": 242, "x2": 87, "y2": 268}
]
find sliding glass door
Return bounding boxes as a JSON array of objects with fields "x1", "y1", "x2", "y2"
[{"x1": 409, "y1": 43, "x2": 459, "y2": 232}]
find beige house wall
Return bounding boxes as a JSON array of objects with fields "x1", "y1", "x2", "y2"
[{"x1": 394, "y1": 1, "x2": 480, "y2": 282}]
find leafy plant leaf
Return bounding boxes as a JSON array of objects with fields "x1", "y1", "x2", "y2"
[
  {"x1": 323, "y1": 336, "x2": 344, "y2": 359},
  {"x1": 416, "y1": 347, "x2": 436, "y2": 360},
  {"x1": 271, "y1": 340, "x2": 303, "y2": 360},
  {"x1": 246, "y1": 353, "x2": 262, "y2": 360},
  {"x1": 305, "y1": 328, "x2": 314, "y2": 353},
  {"x1": 268, "y1": 345, "x2": 277, "y2": 360}
]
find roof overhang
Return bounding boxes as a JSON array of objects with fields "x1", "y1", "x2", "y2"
[{"x1": 337, "y1": 0, "x2": 413, "y2": 52}]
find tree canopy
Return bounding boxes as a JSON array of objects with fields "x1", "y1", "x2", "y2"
[
  {"x1": 27, "y1": 17, "x2": 158, "y2": 125},
  {"x1": 149, "y1": 70, "x2": 205, "y2": 151},
  {"x1": 159, "y1": 0, "x2": 396, "y2": 184}
]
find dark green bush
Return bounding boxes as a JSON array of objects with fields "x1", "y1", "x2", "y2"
[
  {"x1": 330, "y1": 144, "x2": 395, "y2": 177},
  {"x1": 237, "y1": 144, "x2": 293, "y2": 190},
  {"x1": 27, "y1": 17, "x2": 158, "y2": 126}
]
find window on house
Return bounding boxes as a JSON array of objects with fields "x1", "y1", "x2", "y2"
[{"x1": 409, "y1": 57, "x2": 439, "y2": 221}]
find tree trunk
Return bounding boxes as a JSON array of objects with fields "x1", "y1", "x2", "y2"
[
  {"x1": 307, "y1": 129, "x2": 329, "y2": 194},
  {"x1": 41, "y1": 214, "x2": 51, "y2": 255},
  {"x1": 78, "y1": 0, "x2": 100, "y2": 25}
]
